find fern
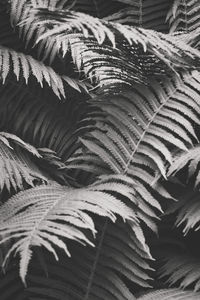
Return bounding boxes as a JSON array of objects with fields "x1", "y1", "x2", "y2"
[
  {"x1": 106, "y1": 0, "x2": 171, "y2": 32},
  {"x1": 0, "y1": 132, "x2": 47, "y2": 192},
  {"x1": 0, "y1": 174, "x2": 138, "y2": 283},
  {"x1": 20, "y1": 7, "x2": 200, "y2": 92},
  {"x1": 68, "y1": 71, "x2": 200, "y2": 230},
  {"x1": 137, "y1": 288, "x2": 200, "y2": 299},
  {"x1": 168, "y1": 144, "x2": 200, "y2": 187},
  {"x1": 167, "y1": 0, "x2": 200, "y2": 33},
  {"x1": 0, "y1": 45, "x2": 66, "y2": 98},
  {"x1": 158, "y1": 253, "x2": 200, "y2": 291}
]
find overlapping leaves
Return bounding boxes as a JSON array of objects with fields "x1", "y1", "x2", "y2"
[
  {"x1": 0, "y1": 132, "x2": 47, "y2": 192},
  {"x1": 20, "y1": 7, "x2": 200, "y2": 91},
  {"x1": 0, "y1": 174, "x2": 139, "y2": 283}
]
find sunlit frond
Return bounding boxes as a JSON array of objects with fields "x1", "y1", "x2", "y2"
[
  {"x1": 137, "y1": 288, "x2": 200, "y2": 299},
  {"x1": 0, "y1": 132, "x2": 47, "y2": 192},
  {"x1": 0, "y1": 174, "x2": 138, "y2": 283},
  {"x1": 167, "y1": 0, "x2": 200, "y2": 32}
]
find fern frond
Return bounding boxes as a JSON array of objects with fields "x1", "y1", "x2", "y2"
[
  {"x1": 0, "y1": 132, "x2": 47, "y2": 192},
  {"x1": 27, "y1": 220, "x2": 152, "y2": 299},
  {"x1": 0, "y1": 76, "x2": 91, "y2": 164},
  {"x1": 0, "y1": 45, "x2": 65, "y2": 98},
  {"x1": 137, "y1": 288, "x2": 200, "y2": 299},
  {"x1": 0, "y1": 174, "x2": 138, "y2": 283},
  {"x1": 166, "y1": 189, "x2": 200, "y2": 234},
  {"x1": 0, "y1": 237, "x2": 151, "y2": 300},
  {"x1": 167, "y1": 0, "x2": 200, "y2": 33},
  {"x1": 21, "y1": 7, "x2": 200, "y2": 90},
  {"x1": 168, "y1": 144, "x2": 200, "y2": 187},
  {"x1": 106, "y1": 0, "x2": 170, "y2": 32},
  {"x1": 68, "y1": 71, "x2": 200, "y2": 229},
  {"x1": 158, "y1": 253, "x2": 200, "y2": 292}
]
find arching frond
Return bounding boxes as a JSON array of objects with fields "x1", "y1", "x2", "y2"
[
  {"x1": 137, "y1": 288, "x2": 200, "y2": 299},
  {"x1": 106, "y1": 0, "x2": 170, "y2": 32},
  {"x1": 21, "y1": 7, "x2": 200, "y2": 91},
  {"x1": 0, "y1": 237, "x2": 151, "y2": 300},
  {"x1": 0, "y1": 45, "x2": 65, "y2": 98},
  {"x1": 68, "y1": 71, "x2": 200, "y2": 230},
  {"x1": 168, "y1": 144, "x2": 200, "y2": 187},
  {"x1": 166, "y1": 189, "x2": 200, "y2": 234},
  {"x1": 0, "y1": 174, "x2": 138, "y2": 283},
  {"x1": 158, "y1": 253, "x2": 200, "y2": 291},
  {"x1": 0, "y1": 78, "x2": 90, "y2": 162},
  {"x1": 23, "y1": 221, "x2": 152, "y2": 299},
  {"x1": 167, "y1": 0, "x2": 200, "y2": 32},
  {"x1": 0, "y1": 132, "x2": 47, "y2": 192}
]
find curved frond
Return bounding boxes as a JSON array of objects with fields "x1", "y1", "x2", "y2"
[
  {"x1": 137, "y1": 288, "x2": 200, "y2": 299},
  {"x1": 158, "y1": 253, "x2": 200, "y2": 292},
  {"x1": 0, "y1": 45, "x2": 65, "y2": 98},
  {"x1": 168, "y1": 144, "x2": 200, "y2": 187},
  {"x1": 68, "y1": 71, "x2": 200, "y2": 229},
  {"x1": 0, "y1": 237, "x2": 151, "y2": 300},
  {"x1": 0, "y1": 78, "x2": 90, "y2": 162},
  {"x1": 0, "y1": 174, "x2": 138, "y2": 283},
  {"x1": 167, "y1": 0, "x2": 200, "y2": 32},
  {"x1": 21, "y1": 7, "x2": 200, "y2": 91},
  {"x1": 0, "y1": 132, "x2": 47, "y2": 192},
  {"x1": 166, "y1": 189, "x2": 200, "y2": 234}
]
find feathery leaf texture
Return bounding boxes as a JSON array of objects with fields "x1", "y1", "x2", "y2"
[
  {"x1": 168, "y1": 144, "x2": 200, "y2": 187},
  {"x1": 0, "y1": 79, "x2": 89, "y2": 161},
  {"x1": 22, "y1": 7, "x2": 200, "y2": 90},
  {"x1": 26, "y1": 220, "x2": 152, "y2": 299},
  {"x1": 106, "y1": 0, "x2": 171, "y2": 32},
  {"x1": 0, "y1": 132, "x2": 47, "y2": 192},
  {"x1": 68, "y1": 71, "x2": 200, "y2": 229},
  {"x1": 0, "y1": 45, "x2": 65, "y2": 98},
  {"x1": 137, "y1": 288, "x2": 200, "y2": 299},
  {"x1": 166, "y1": 189, "x2": 200, "y2": 234},
  {"x1": 158, "y1": 253, "x2": 200, "y2": 292},
  {"x1": 0, "y1": 174, "x2": 137, "y2": 283},
  {"x1": 167, "y1": 0, "x2": 200, "y2": 32}
]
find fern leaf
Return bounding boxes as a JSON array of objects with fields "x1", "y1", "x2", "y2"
[
  {"x1": 20, "y1": 7, "x2": 200, "y2": 91},
  {"x1": 67, "y1": 71, "x2": 200, "y2": 232},
  {"x1": 158, "y1": 253, "x2": 200, "y2": 292},
  {"x1": 0, "y1": 132, "x2": 47, "y2": 192},
  {"x1": 106, "y1": 0, "x2": 170, "y2": 32},
  {"x1": 137, "y1": 288, "x2": 200, "y2": 299},
  {"x1": 0, "y1": 238, "x2": 151, "y2": 300},
  {"x1": 167, "y1": 0, "x2": 200, "y2": 33},
  {"x1": 0, "y1": 175, "x2": 138, "y2": 283},
  {"x1": 0, "y1": 45, "x2": 65, "y2": 98},
  {"x1": 168, "y1": 144, "x2": 200, "y2": 187},
  {"x1": 166, "y1": 189, "x2": 200, "y2": 234},
  {"x1": 28, "y1": 220, "x2": 152, "y2": 299}
]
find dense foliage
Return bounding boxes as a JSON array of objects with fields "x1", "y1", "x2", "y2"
[{"x1": 1, "y1": 0, "x2": 200, "y2": 299}]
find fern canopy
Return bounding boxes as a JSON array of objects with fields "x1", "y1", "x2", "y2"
[
  {"x1": 0, "y1": 175, "x2": 139, "y2": 283},
  {"x1": 1, "y1": 0, "x2": 200, "y2": 299}
]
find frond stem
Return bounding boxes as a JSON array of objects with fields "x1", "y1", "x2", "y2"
[
  {"x1": 123, "y1": 85, "x2": 177, "y2": 174},
  {"x1": 84, "y1": 219, "x2": 108, "y2": 300}
]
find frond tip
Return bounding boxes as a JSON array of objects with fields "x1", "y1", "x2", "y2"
[
  {"x1": 0, "y1": 175, "x2": 137, "y2": 283},
  {"x1": 0, "y1": 132, "x2": 47, "y2": 192},
  {"x1": 137, "y1": 288, "x2": 200, "y2": 299}
]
